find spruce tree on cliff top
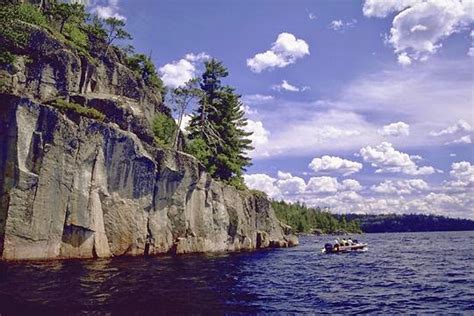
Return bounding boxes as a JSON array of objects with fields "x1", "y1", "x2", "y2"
[{"x1": 187, "y1": 59, "x2": 253, "y2": 187}]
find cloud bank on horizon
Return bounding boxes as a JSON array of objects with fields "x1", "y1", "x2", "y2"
[{"x1": 100, "y1": 0, "x2": 473, "y2": 219}]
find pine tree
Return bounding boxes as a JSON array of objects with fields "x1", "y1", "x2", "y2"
[
  {"x1": 49, "y1": 2, "x2": 86, "y2": 34},
  {"x1": 187, "y1": 58, "x2": 253, "y2": 185},
  {"x1": 211, "y1": 86, "x2": 253, "y2": 181},
  {"x1": 102, "y1": 17, "x2": 132, "y2": 57}
]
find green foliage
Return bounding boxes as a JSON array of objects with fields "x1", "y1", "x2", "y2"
[
  {"x1": 0, "y1": 2, "x2": 170, "y2": 136},
  {"x1": 0, "y1": 4, "x2": 48, "y2": 47},
  {"x1": 0, "y1": 77, "x2": 11, "y2": 93},
  {"x1": 47, "y1": 3, "x2": 90, "y2": 57},
  {"x1": 126, "y1": 53, "x2": 165, "y2": 94},
  {"x1": 13, "y1": 3, "x2": 48, "y2": 25},
  {"x1": 83, "y1": 15, "x2": 107, "y2": 40},
  {"x1": 51, "y1": 99, "x2": 105, "y2": 121},
  {"x1": 49, "y1": 2, "x2": 86, "y2": 34},
  {"x1": 0, "y1": 3, "x2": 92, "y2": 61},
  {"x1": 185, "y1": 137, "x2": 213, "y2": 167},
  {"x1": 64, "y1": 22, "x2": 88, "y2": 49},
  {"x1": 0, "y1": 49, "x2": 16, "y2": 65},
  {"x1": 103, "y1": 17, "x2": 132, "y2": 56},
  {"x1": 344, "y1": 213, "x2": 474, "y2": 233},
  {"x1": 152, "y1": 112, "x2": 176, "y2": 147},
  {"x1": 187, "y1": 59, "x2": 253, "y2": 185},
  {"x1": 272, "y1": 200, "x2": 362, "y2": 234},
  {"x1": 167, "y1": 78, "x2": 202, "y2": 149},
  {"x1": 248, "y1": 189, "x2": 268, "y2": 198},
  {"x1": 225, "y1": 176, "x2": 247, "y2": 190}
]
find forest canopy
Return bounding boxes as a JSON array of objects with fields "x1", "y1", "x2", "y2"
[{"x1": 272, "y1": 200, "x2": 362, "y2": 234}]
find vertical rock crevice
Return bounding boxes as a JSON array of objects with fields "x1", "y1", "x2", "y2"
[
  {"x1": 0, "y1": 97, "x2": 20, "y2": 257},
  {"x1": 0, "y1": 95, "x2": 297, "y2": 261}
]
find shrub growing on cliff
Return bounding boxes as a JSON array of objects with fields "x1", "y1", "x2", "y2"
[
  {"x1": 152, "y1": 112, "x2": 176, "y2": 148},
  {"x1": 51, "y1": 99, "x2": 105, "y2": 121},
  {"x1": 126, "y1": 53, "x2": 165, "y2": 95},
  {"x1": 48, "y1": 2, "x2": 86, "y2": 34},
  {"x1": 0, "y1": 2, "x2": 91, "y2": 60},
  {"x1": 0, "y1": 49, "x2": 16, "y2": 66},
  {"x1": 0, "y1": 3, "x2": 48, "y2": 47},
  {"x1": 84, "y1": 15, "x2": 107, "y2": 40}
]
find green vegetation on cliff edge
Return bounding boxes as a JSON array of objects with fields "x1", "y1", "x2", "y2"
[
  {"x1": 0, "y1": 1, "x2": 254, "y2": 191},
  {"x1": 50, "y1": 99, "x2": 105, "y2": 122},
  {"x1": 0, "y1": 1, "x2": 164, "y2": 95}
]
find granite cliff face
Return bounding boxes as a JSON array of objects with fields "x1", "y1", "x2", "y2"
[{"x1": 0, "y1": 20, "x2": 297, "y2": 260}]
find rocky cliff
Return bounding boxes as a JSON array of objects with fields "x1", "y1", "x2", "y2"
[{"x1": 0, "y1": 19, "x2": 297, "y2": 260}]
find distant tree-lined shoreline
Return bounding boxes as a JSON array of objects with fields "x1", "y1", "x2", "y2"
[
  {"x1": 343, "y1": 213, "x2": 474, "y2": 233},
  {"x1": 271, "y1": 201, "x2": 362, "y2": 234},
  {"x1": 272, "y1": 200, "x2": 474, "y2": 234}
]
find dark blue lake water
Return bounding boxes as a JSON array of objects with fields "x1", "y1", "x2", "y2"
[{"x1": 1, "y1": 231, "x2": 473, "y2": 314}]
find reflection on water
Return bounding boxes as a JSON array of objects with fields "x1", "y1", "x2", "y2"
[{"x1": 1, "y1": 231, "x2": 473, "y2": 314}]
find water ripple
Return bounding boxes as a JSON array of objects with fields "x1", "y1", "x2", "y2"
[{"x1": 0, "y1": 231, "x2": 473, "y2": 314}]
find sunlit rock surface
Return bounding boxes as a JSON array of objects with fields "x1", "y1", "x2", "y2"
[
  {"x1": 0, "y1": 96, "x2": 297, "y2": 260},
  {"x1": 0, "y1": 19, "x2": 297, "y2": 260}
]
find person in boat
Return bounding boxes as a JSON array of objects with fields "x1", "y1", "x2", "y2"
[{"x1": 348, "y1": 238, "x2": 353, "y2": 245}]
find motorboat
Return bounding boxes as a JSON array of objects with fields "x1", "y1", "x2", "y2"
[{"x1": 321, "y1": 240, "x2": 368, "y2": 254}]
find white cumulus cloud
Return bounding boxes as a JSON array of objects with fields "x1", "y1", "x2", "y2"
[
  {"x1": 445, "y1": 135, "x2": 472, "y2": 145},
  {"x1": 244, "y1": 173, "x2": 363, "y2": 200},
  {"x1": 329, "y1": 19, "x2": 357, "y2": 32},
  {"x1": 379, "y1": 121, "x2": 410, "y2": 137},
  {"x1": 360, "y1": 142, "x2": 436, "y2": 175},
  {"x1": 341, "y1": 179, "x2": 363, "y2": 191},
  {"x1": 90, "y1": 0, "x2": 126, "y2": 20},
  {"x1": 272, "y1": 80, "x2": 309, "y2": 92},
  {"x1": 243, "y1": 174, "x2": 282, "y2": 199},
  {"x1": 308, "y1": 155, "x2": 363, "y2": 176},
  {"x1": 362, "y1": 0, "x2": 418, "y2": 18},
  {"x1": 306, "y1": 176, "x2": 340, "y2": 194},
  {"x1": 159, "y1": 53, "x2": 210, "y2": 89},
  {"x1": 446, "y1": 161, "x2": 474, "y2": 188},
  {"x1": 249, "y1": 108, "x2": 376, "y2": 159},
  {"x1": 247, "y1": 32, "x2": 310, "y2": 73},
  {"x1": 397, "y1": 52, "x2": 412, "y2": 66},
  {"x1": 245, "y1": 119, "x2": 270, "y2": 153},
  {"x1": 371, "y1": 179, "x2": 429, "y2": 195},
  {"x1": 306, "y1": 177, "x2": 362, "y2": 194},
  {"x1": 176, "y1": 114, "x2": 192, "y2": 133},
  {"x1": 430, "y1": 119, "x2": 472, "y2": 136},
  {"x1": 469, "y1": 30, "x2": 474, "y2": 56},
  {"x1": 276, "y1": 171, "x2": 307, "y2": 195},
  {"x1": 363, "y1": 0, "x2": 474, "y2": 65}
]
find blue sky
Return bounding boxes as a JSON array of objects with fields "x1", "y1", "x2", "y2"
[{"x1": 88, "y1": 0, "x2": 473, "y2": 219}]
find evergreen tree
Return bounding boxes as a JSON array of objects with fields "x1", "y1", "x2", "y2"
[
  {"x1": 102, "y1": 17, "x2": 132, "y2": 57},
  {"x1": 187, "y1": 58, "x2": 253, "y2": 185},
  {"x1": 49, "y1": 2, "x2": 86, "y2": 34}
]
